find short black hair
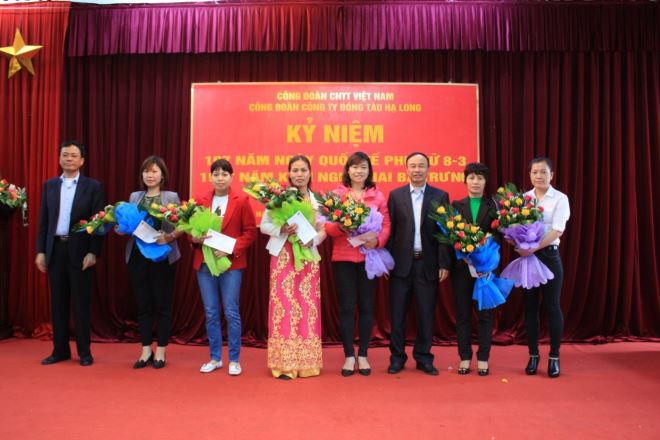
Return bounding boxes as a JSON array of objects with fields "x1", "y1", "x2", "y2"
[
  {"x1": 210, "y1": 158, "x2": 233, "y2": 175},
  {"x1": 60, "y1": 140, "x2": 87, "y2": 159},
  {"x1": 140, "y1": 156, "x2": 169, "y2": 189},
  {"x1": 288, "y1": 154, "x2": 312, "y2": 189},
  {"x1": 405, "y1": 152, "x2": 430, "y2": 166},
  {"x1": 341, "y1": 151, "x2": 374, "y2": 189},
  {"x1": 529, "y1": 156, "x2": 553, "y2": 172},
  {"x1": 463, "y1": 162, "x2": 489, "y2": 181}
]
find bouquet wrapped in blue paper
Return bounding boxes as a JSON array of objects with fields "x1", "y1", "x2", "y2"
[
  {"x1": 429, "y1": 203, "x2": 513, "y2": 310},
  {"x1": 455, "y1": 237, "x2": 514, "y2": 310},
  {"x1": 114, "y1": 203, "x2": 171, "y2": 262}
]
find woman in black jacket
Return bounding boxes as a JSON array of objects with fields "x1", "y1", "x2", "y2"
[{"x1": 450, "y1": 162, "x2": 499, "y2": 376}]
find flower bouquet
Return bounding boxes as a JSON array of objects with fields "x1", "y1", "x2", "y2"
[
  {"x1": 243, "y1": 178, "x2": 302, "y2": 210},
  {"x1": 317, "y1": 192, "x2": 393, "y2": 279},
  {"x1": 72, "y1": 203, "x2": 121, "y2": 235},
  {"x1": 0, "y1": 178, "x2": 27, "y2": 209},
  {"x1": 245, "y1": 179, "x2": 319, "y2": 270},
  {"x1": 114, "y1": 202, "x2": 172, "y2": 262},
  {"x1": 177, "y1": 207, "x2": 231, "y2": 276},
  {"x1": 147, "y1": 198, "x2": 198, "y2": 228},
  {"x1": 493, "y1": 183, "x2": 553, "y2": 289},
  {"x1": 429, "y1": 203, "x2": 513, "y2": 310},
  {"x1": 0, "y1": 178, "x2": 28, "y2": 225},
  {"x1": 315, "y1": 192, "x2": 370, "y2": 230}
]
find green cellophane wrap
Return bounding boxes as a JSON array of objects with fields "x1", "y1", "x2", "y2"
[
  {"x1": 268, "y1": 200, "x2": 320, "y2": 271},
  {"x1": 178, "y1": 207, "x2": 232, "y2": 276}
]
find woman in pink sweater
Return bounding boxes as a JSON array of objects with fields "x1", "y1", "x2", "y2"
[{"x1": 325, "y1": 151, "x2": 390, "y2": 376}]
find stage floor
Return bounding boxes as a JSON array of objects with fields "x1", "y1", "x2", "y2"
[{"x1": 1, "y1": 339, "x2": 658, "y2": 439}]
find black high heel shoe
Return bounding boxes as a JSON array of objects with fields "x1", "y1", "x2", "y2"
[
  {"x1": 357, "y1": 357, "x2": 371, "y2": 376},
  {"x1": 477, "y1": 361, "x2": 489, "y2": 376},
  {"x1": 152, "y1": 356, "x2": 166, "y2": 369},
  {"x1": 133, "y1": 353, "x2": 154, "y2": 369},
  {"x1": 341, "y1": 357, "x2": 356, "y2": 377},
  {"x1": 457, "y1": 360, "x2": 471, "y2": 375},
  {"x1": 525, "y1": 355, "x2": 540, "y2": 375},
  {"x1": 548, "y1": 357, "x2": 560, "y2": 378}
]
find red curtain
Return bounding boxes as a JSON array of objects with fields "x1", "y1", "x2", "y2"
[
  {"x1": 52, "y1": 50, "x2": 659, "y2": 346},
  {"x1": 3, "y1": 1, "x2": 658, "y2": 347},
  {"x1": 0, "y1": 2, "x2": 70, "y2": 338},
  {"x1": 65, "y1": 1, "x2": 659, "y2": 55}
]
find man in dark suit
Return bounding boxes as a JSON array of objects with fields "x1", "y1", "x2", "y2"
[
  {"x1": 386, "y1": 152, "x2": 451, "y2": 375},
  {"x1": 35, "y1": 141, "x2": 104, "y2": 366}
]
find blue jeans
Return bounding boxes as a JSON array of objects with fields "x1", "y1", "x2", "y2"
[{"x1": 196, "y1": 264, "x2": 243, "y2": 362}]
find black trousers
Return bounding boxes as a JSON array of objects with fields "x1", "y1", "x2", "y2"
[
  {"x1": 127, "y1": 247, "x2": 176, "y2": 347},
  {"x1": 451, "y1": 265, "x2": 493, "y2": 362},
  {"x1": 333, "y1": 261, "x2": 375, "y2": 357},
  {"x1": 48, "y1": 240, "x2": 93, "y2": 358},
  {"x1": 523, "y1": 247, "x2": 564, "y2": 358},
  {"x1": 389, "y1": 259, "x2": 439, "y2": 366}
]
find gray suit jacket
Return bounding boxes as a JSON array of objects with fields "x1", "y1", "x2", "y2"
[{"x1": 124, "y1": 190, "x2": 181, "y2": 264}]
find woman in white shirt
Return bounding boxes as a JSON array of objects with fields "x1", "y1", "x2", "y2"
[
  {"x1": 260, "y1": 155, "x2": 327, "y2": 379},
  {"x1": 517, "y1": 157, "x2": 570, "y2": 378}
]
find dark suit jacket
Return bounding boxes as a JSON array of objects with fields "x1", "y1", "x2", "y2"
[
  {"x1": 451, "y1": 196, "x2": 499, "y2": 268},
  {"x1": 36, "y1": 175, "x2": 105, "y2": 266},
  {"x1": 386, "y1": 184, "x2": 451, "y2": 279}
]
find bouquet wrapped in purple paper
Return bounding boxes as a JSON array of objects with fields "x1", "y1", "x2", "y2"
[
  {"x1": 355, "y1": 209, "x2": 394, "y2": 279},
  {"x1": 494, "y1": 183, "x2": 554, "y2": 288}
]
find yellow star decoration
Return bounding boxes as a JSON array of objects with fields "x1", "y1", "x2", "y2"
[{"x1": 0, "y1": 29, "x2": 43, "y2": 79}]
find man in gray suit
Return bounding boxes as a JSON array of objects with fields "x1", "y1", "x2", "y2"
[{"x1": 386, "y1": 152, "x2": 451, "y2": 375}]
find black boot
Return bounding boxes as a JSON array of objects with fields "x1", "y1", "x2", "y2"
[
  {"x1": 548, "y1": 357, "x2": 560, "y2": 378},
  {"x1": 525, "y1": 355, "x2": 540, "y2": 375}
]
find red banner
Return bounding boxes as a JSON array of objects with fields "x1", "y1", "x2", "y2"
[{"x1": 191, "y1": 82, "x2": 479, "y2": 220}]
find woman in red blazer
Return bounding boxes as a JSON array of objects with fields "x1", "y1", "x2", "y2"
[
  {"x1": 192, "y1": 159, "x2": 256, "y2": 376},
  {"x1": 324, "y1": 151, "x2": 390, "y2": 377}
]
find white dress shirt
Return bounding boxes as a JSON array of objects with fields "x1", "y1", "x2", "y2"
[
  {"x1": 525, "y1": 185, "x2": 570, "y2": 246},
  {"x1": 410, "y1": 184, "x2": 426, "y2": 252},
  {"x1": 55, "y1": 173, "x2": 80, "y2": 236}
]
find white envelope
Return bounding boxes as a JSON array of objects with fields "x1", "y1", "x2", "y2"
[
  {"x1": 346, "y1": 230, "x2": 378, "y2": 248},
  {"x1": 204, "y1": 229, "x2": 237, "y2": 254},
  {"x1": 287, "y1": 210, "x2": 318, "y2": 245},
  {"x1": 133, "y1": 220, "x2": 162, "y2": 244}
]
